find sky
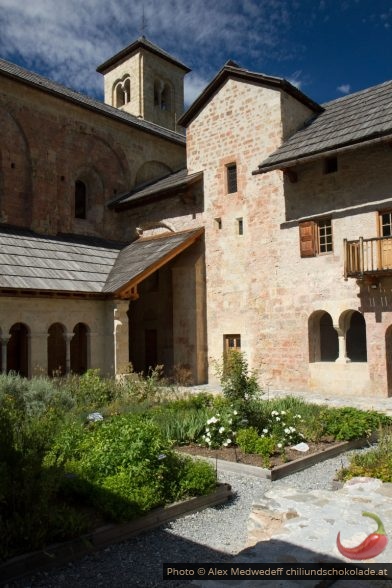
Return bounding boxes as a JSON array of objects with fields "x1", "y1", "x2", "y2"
[{"x1": 0, "y1": 0, "x2": 391, "y2": 109}]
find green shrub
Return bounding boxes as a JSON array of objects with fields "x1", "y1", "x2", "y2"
[
  {"x1": 324, "y1": 407, "x2": 389, "y2": 441},
  {"x1": 199, "y1": 406, "x2": 241, "y2": 449},
  {"x1": 150, "y1": 406, "x2": 210, "y2": 445},
  {"x1": 236, "y1": 427, "x2": 260, "y2": 453},
  {"x1": 177, "y1": 459, "x2": 216, "y2": 497},
  {"x1": 338, "y1": 427, "x2": 392, "y2": 483},
  {"x1": 215, "y1": 350, "x2": 261, "y2": 403}
]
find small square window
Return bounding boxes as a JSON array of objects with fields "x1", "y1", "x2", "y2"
[
  {"x1": 324, "y1": 156, "x2": 338, "y2": 174},
  {"x1": 317, "y1": 219, "x2": 333, "y2": 253},
  {"x1": 215, "y1": 217, "x2": 222, "y2": 230},
  {"x1": 237, "y1": 218, "x2": 243, "y2": 235},
  {"x1": 299, "y1": 218, "x2": 333, "y2": 257},
  {"x1": 224, "y1": 334, "x2": 241, "y2": 352},
  {"x1": 227, "y1": 163, "x2": 237, "y2": 193}
]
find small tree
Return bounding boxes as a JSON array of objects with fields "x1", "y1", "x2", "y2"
[{"x1": 219, "y1": 350, "x2": 261, "y2": 403}]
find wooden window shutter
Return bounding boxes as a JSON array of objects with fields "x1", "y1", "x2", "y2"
[{"x1": 299, "y1": 221, "x2": 317, "y2": 257}]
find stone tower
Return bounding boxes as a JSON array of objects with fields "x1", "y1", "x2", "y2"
[{"x1": 96, "y1": 36, "x2": 190, "y2": 132}]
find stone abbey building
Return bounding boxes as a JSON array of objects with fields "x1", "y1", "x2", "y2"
[{"x1": 1, "y1": 37, "x2": 392, "y2": 397}]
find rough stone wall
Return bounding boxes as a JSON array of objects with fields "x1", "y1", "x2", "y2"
[
  {"x1": 185, "y1": 77, "x2": 392, "y2": 397},
  {"x1": 266, "y1": 142, "x2": 392, "y2": 397},
  {"x1": 186, "y1": 78, "x2": 285, "y2": 386},
  {"x1": 0, "y1": 75, "x2": 185, "y2": 238}
]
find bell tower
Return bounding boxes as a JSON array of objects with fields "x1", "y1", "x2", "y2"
[{"x1": 97, "y1": 37, "x2": 190, "y2": 132}]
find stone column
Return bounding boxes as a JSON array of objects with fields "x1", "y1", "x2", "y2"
[
  {"x1": 65, "y1": 333, "x2": 73, "y2": 374},
  {"x1": 106, "y1": 300, "x2": 130, "y2": 377},
  {"x1": 1, "y1": 337, "x2": 10, "y2": 373},
  {"x1": 335, "y1": 327, "x2": 350, "y2": 363}
]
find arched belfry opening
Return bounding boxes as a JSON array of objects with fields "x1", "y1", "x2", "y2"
[{"x1": 97, "y1": 36, "x2": 190, "y2": 131}]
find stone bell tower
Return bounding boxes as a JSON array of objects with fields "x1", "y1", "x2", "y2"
[{"x1": 96, "y1": 36, "x2": 190, "y2": 132}]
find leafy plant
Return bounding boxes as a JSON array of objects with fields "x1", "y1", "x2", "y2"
[
  {"x1": 199, "y1": 407, "x2": 241, "y2": 449},
  {"x1": 324, "y1": 407, "x2": 390, "y2": 441},
  {"x1": 215, "y1": 350, "x2": 261, "y2": 403},
  {"x1": 338, "y1": 427, "x2": 392, "y2": 483}
]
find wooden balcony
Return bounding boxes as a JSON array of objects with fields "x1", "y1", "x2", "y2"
[{"x1": 344, "y1": 236, "x2": 392, "y2": 278}]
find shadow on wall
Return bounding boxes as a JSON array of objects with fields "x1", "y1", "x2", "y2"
[{"x1": 358, "y1": 278, "x2": 392, "y2": 323}]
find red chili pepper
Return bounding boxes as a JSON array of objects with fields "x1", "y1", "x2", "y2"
[{"x1": 336, "y1": 511, "x2": 388, "y2": 560}]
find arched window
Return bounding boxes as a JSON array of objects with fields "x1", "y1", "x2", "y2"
[
  {"x1": 7, "y1": 323, "x2": 29, "y2": 376},
  {"x1": 346, "y1": 311, "x2": 367, "y2": 362},
  {"x1": 161, "y1": 83, "x2": 172, "y2": 111},
  {"x1": 308, "y1": 311, "x2": 338, "y2": 362},
  {"x1": 114, "y1": 77, "x2": 131, "y2": 108},
  {"x1": 75, "y1": 180, "x2": 87, "y2": 219},
  {"x1": 154, "y1": 79, "x2": 172, "y2": 111},
  {"x1": 70, "y1": 323, "x2": 88, "y2": 374},
  {"x1": 47, "y1": 323, "x2": 66, "y2": 376}
]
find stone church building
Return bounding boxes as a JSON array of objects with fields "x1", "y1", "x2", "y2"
[{"x1": 1, "y1": 37, "x2": 392, "y2": 397}]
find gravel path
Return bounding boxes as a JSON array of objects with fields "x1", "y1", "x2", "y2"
[{"x1": 8, "y1": 450, "x2": 368, "y2": 588}]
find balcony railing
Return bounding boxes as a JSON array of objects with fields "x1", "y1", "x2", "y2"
[{"x1": 344, "y1": 236, "x2": 392, "y2": 278}]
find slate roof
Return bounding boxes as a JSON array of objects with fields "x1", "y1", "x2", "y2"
[
  {"x1": 0, "y1": 225, "x2": 203, "y2": 296},
  {"x1": 0, "y1": 58, "x2": 185, "y2": 145},
  {"x1": 109, "y1": 169, "x2": 203, "y2": 208},
  {"x1": 255, "y1": 79, "x2": 392, "y2": 173},
  {"x1": 103, "y1": 228, "x2": 204, "y2": 294},
  {"x1": 97, "y1": 36, "x2": 191, "y2": 74},
  {"x1": 0, "y1": 226, "x2": 124, "y2": 293}
]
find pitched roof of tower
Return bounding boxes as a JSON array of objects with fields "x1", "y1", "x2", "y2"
[
  {"x1": 96, "y1": 36, "x2": 191, "y2": 74},
  {"x1": 0, "y1": 58, "x2": 185, "y2": 145},
  {"x1": 178, "y1": 62, "x2": 323, "y2": 127},
  {"x1": 254, "y1": 79, "x2": 392, "y2": 173}
]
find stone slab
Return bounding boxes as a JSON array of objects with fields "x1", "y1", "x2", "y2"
[{"x1": 193, "y1": 478, "x2": 392, "y2": 588}]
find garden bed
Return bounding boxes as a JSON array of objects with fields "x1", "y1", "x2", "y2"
[
  {"x1": 177, "y1": 437, "x2": 372, "y2": 480},
  {"x1": 0, "y1": 483, "x2": 232, "y2": 584}
]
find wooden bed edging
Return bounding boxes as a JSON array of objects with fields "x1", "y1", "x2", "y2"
[
  {"x1": 0, "y1": 483, "x2": 232, "y2": 585},
  {"x1": 268, "y1": 437, "x2": 370, "y2": 481}
]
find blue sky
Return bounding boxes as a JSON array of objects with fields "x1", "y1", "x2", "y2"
[{"x1": 0, "y1": 0, "x2": 391, "y2": 108}]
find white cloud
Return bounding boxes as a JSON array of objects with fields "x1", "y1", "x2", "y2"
[
  {"x1": 184, "y1": 72, "x2": 210, "y2": 107},
  {"x1": 337, "y1": 83, "x2": 351, "y2": 94},
  {"x1": 0, "y1": 0, "x2": 296, "y2": 100},
  {"x1": 287, "y1": 70, "x2": 303, "y2": 90}
]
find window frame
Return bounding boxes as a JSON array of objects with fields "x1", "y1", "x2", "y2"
[
  {"x1": 226, "y1": 163, "x2": 238, "y2": 194},
  {"x1": 299, "y1": 218, "x2": 333, "y2": 257}
]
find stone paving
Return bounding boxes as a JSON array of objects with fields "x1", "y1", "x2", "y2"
[
  {"x1": 189, "y1": 386, "x2": 392, "y2": 587},
  {"x1": 189, "y1": 384, "x2": 392, "y2": 416},
  {"x1": 193, "y1": 478, "x2": 392, "y2": 588}
]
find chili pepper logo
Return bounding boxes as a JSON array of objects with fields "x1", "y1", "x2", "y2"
[{"x1": 336, "y1": 511, "x2": 388, "y2": 560}]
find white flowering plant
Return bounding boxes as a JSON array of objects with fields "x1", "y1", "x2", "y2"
[
  {"x1": 265, "y1": 410, "x2": 305, "y2": 448},
  {"x1": 199, "y1": 408, "x2": 241, "y2": 449}
]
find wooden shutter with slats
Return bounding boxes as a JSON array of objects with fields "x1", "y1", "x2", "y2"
[{"x1": 299, "y1": 221, "x2": 317, "y2": 257}]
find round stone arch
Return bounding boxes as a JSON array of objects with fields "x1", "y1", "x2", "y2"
[
  {"x1": 7, "y1": 322, "x2": 30, "y2": 377},
  {"x1": 339, "y1": 309, "x2": 367, "y2": 362},
  {"x1": 134, "y1": 161, "x2": 172, "y2": 187},
  {"x1": 308, "y1": 310, "x2": 339, "y2": 362},
  {"x1": 385, "y1": 325, "x2": 392, "y2": 396},
  {"x1": 47, "y1": 322, "x2": 67, "y2": 376},
  {"x1": 0, "y1": 105, "x2": 32, "y2": 225},
  {"x1": 70, "y1": 322, "x2": 90, "y2": 375}
]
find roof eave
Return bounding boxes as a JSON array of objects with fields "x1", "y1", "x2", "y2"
[
  {"x1": 253, "y1": 132, "x2": 392, "y2": 175},
  {"x1": 97, "y1": 38, "x2": 191, "y2": 74},
  {"x1": 0, "y1": 66, "x2": 186, "y2": 146},
  {"x1": 110, "y1": 171, "x2": 203, "y2": 211}
]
